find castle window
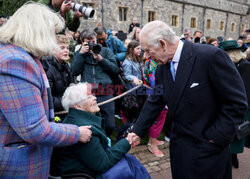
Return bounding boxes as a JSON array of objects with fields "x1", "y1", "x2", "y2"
[
  {"x1": 190, "y1": 17, "x2": 196, "y2": 28},
  {"x1": 206, "y1": 19, "x2": 211, "y2": 29},
  {"x1": 119, "y1": 7, "x2": 128, "y2": 21},
  {"x1": 148, "y1": 11, "x2": 156, "y2": 22},
  {"x1": 171, "y1": 15, "x2": 178, "y2": 27},
  {"x1": 220, "y1": 21, "x2": 224, "y2": 31},
  {"x1": 231, "y1": 23, "x2": 235, "y2": 32},
  {"x1": 241, "y1": 24, "x2": 245, "y2": 33}
]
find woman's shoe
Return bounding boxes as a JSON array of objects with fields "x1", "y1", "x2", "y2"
[
  {"x1": 147, "y1": 144, "x2": 164, "y2": 157},
  {"x1": 231, "y1": 154, "x2": 239, "y2": 168}
]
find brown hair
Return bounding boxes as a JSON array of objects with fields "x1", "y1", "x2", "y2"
[
  {"x1": 126, "y1": 40, "x2": 141, "y2": 62},
  {"x1": 207, "y1": 38, "x2": 217, "y2": 44},
  {"x1": 193, "y1": 30, "x2": 202, "y2": 36}
]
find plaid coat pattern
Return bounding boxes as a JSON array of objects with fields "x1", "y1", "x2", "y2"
[{"x1": 0, "y1": 44, "x2": 80, "y2": 178}]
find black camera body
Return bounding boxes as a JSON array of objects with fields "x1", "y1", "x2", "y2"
[{"x1": 88, "y1": 42, "x2": 101, "y2": 54}]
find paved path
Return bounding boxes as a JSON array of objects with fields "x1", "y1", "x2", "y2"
[{"x1": 129, "y1": 142, "x2": 250, "y2": 179}]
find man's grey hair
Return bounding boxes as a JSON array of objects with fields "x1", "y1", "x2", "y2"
[
  {"x1": 139, "y1": 20, "x2": 178, "y2": 48},
  {"x1": 62, "y1": 83, "x2": 90, "y2": 111},
  {"x1": 0, "y1": 2, "x2": 65, "y2": 57},
  {"x1": 183, "y1": 28, "x2": 192, "y2": 34},
  {"x1": 81, "y1": 29, "x2": 97, "y2": 40}
]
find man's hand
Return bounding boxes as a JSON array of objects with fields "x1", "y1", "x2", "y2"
[
  {"x1": 60, "y1": 0, "x2": 72, "y2": 16},
  {"x1": 92, "y1": 52, "x2": 103, "y2": 61},
  {"x1": 74, "y1": 11, "x2": 84, "y2": 18},
  {"x1": 80, "y1": 42, "x2": 89, "y2": 54},
  {"x1": 127, "y1": 132, "x2": 141, "y2": 148},
  {"x1": 133, "y1": 78, "x2": 142, "y2": 85},
  {"x1": 78, "y1": 126, "x2": 92, "y2": 143}
]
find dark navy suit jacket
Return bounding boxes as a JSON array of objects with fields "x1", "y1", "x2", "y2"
[{"x1": 133, "y1": 40, "x2": 248, "y2": 179}]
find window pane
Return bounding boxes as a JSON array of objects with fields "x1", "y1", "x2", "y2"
[
  {"x1": 231, "y1": 23, "x2": 235, "y2": 32},
  {"x1": 191, "y1": 18, "x2": 196, "y2": 28},
  {"x1": 206, "y1": 19, "x2": 211, "y2": 29},
  {"x1": 241, "y1": 24, "x2": 245, "y2": 33},
  {"x1": 124, "y1": 8, "x2": 127, "y2": 21},
  {"x1": 119, "y1": 8, "x2": 122, "y2": 21}
]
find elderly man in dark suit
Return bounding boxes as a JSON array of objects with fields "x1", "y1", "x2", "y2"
[{"x1": 128, "y1": 20, "x2": 248, "y2": 179}]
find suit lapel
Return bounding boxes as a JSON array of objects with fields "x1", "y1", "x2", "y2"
[{"x1": 169, "y1": 41, "x2": 195, "y2": 113}]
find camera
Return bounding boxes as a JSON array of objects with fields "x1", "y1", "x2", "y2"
[
  {"x1": 64, "y1": 0, "x2": 95, "y2": 18},
  {"x1": 88, "y1": 42, "x2": 101, "y2": 54}
]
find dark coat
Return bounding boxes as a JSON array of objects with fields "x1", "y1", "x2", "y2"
[
  {"x1": 55, "y1": 108, "x2": 131, "y2": 178},
  {"x1": 231, "y1": 59, "x2": 250, "y2": 153},
  {"x1": 235, "y1": 59, "x2": 250, "y2": 103},
  {"x1": 128, "y1": 23, "x2": 140, "y2": 33},
  {"x1": 43, "y1": 56, "x2": 73, "y2": 111},
  {"x1": 71, "y1": 47, "x2": 120, "y2": 88},
  {"x1": 132, "y1": 41, "x2": 248, "y2": 179}
]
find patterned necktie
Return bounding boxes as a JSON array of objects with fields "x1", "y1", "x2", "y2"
[{"x1": 170, "y1": 61, "x2": 176, "y2": 81}]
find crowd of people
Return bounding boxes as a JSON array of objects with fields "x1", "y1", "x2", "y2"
[{"x1": 1, "y1": 0, "x2": 250, "y2": 178}]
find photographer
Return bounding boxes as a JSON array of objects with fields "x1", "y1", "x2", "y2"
[
  {"x1": 71, "y1": 29, "x2": 121, "y2": 137},
  {"x1": 38, "y1": 0, "x2": 82, "y2": 32},
  {"x1": 94, "y1": 26, "x2": 127, "y2": 62}
]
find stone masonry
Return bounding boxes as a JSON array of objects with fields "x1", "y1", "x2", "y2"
[
  {"x1": 77, "y1": 0, "x2": 250, "y2": 40},
  {"x1": 129, "y1": 141, "x2": 171, "y2": 178}
]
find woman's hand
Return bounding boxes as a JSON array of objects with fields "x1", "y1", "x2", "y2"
[{"x1": 78, "y1": 126, "x2": 92, "y2": 143}]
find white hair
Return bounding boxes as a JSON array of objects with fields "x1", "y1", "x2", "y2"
[
  {"x1": 0, "y1": 2, "x2": 65, "y2": 57},
  {"x1": 62, "y1": 83, "x2": 90, "y2": 111},
  {"x1": 139, "y1": 20, "x2": 178, "y2": 48}
]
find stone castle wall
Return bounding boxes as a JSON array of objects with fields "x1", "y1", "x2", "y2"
[{"x1": 78, "y1": 0, "x2": 250, "y2": 40}]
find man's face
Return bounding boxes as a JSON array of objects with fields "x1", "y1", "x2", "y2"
[
  {"x1": 52, "y1": 0, "x2": 64, "y2": 6},
  {"x1": 247, "y1": 35, "x2": 250, "y2": 42},
  {"x1": 54, "y1": 43, "x2": 69, "y2": 63},
  {"x1": 83, "y1": 37, "x2": 97, "y2": 44},
  {"x1": 141, "y1": 35, "x2": 171, "y2": 65},
  {"x1": 184, "y1": 31, "x2": 191, "y2": 41},
  {"x1": 96, "y1": 32, "x2": 107, "y2": 46},
  {"x1": 194, "y1": 32, "x2": 202, "y2": 38},
  {"x1": 132, "y1": 18, "x2": 137, "y2": 24}
]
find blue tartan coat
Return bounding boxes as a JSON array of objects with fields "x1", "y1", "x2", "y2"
[{"x1": 0, "y1": 44, "x2": 80, "y2": 178}]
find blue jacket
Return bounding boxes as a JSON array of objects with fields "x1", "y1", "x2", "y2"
[
  {"x1": 122, "y1": 58, "x2": 142, "y2": 82},
  {"x1": 106, "y1": 29, "x2": 127, "y2": 62}
]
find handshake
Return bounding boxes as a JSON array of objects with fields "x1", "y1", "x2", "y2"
[{"x1": 126, "y1": 133, "x2": 141, "y2": 148}]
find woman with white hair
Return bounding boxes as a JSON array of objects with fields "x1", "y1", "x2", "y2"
[
  {"x1": 0, "y1": 2, "x2": 92, "y2": 178},
  {"x1": 54, "y1": 82, "x2": 150, "y2": 179}
]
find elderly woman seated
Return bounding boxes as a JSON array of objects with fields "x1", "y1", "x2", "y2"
[{"x1": 53, "y1": 83, "x2": 150, "y2": 179}]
